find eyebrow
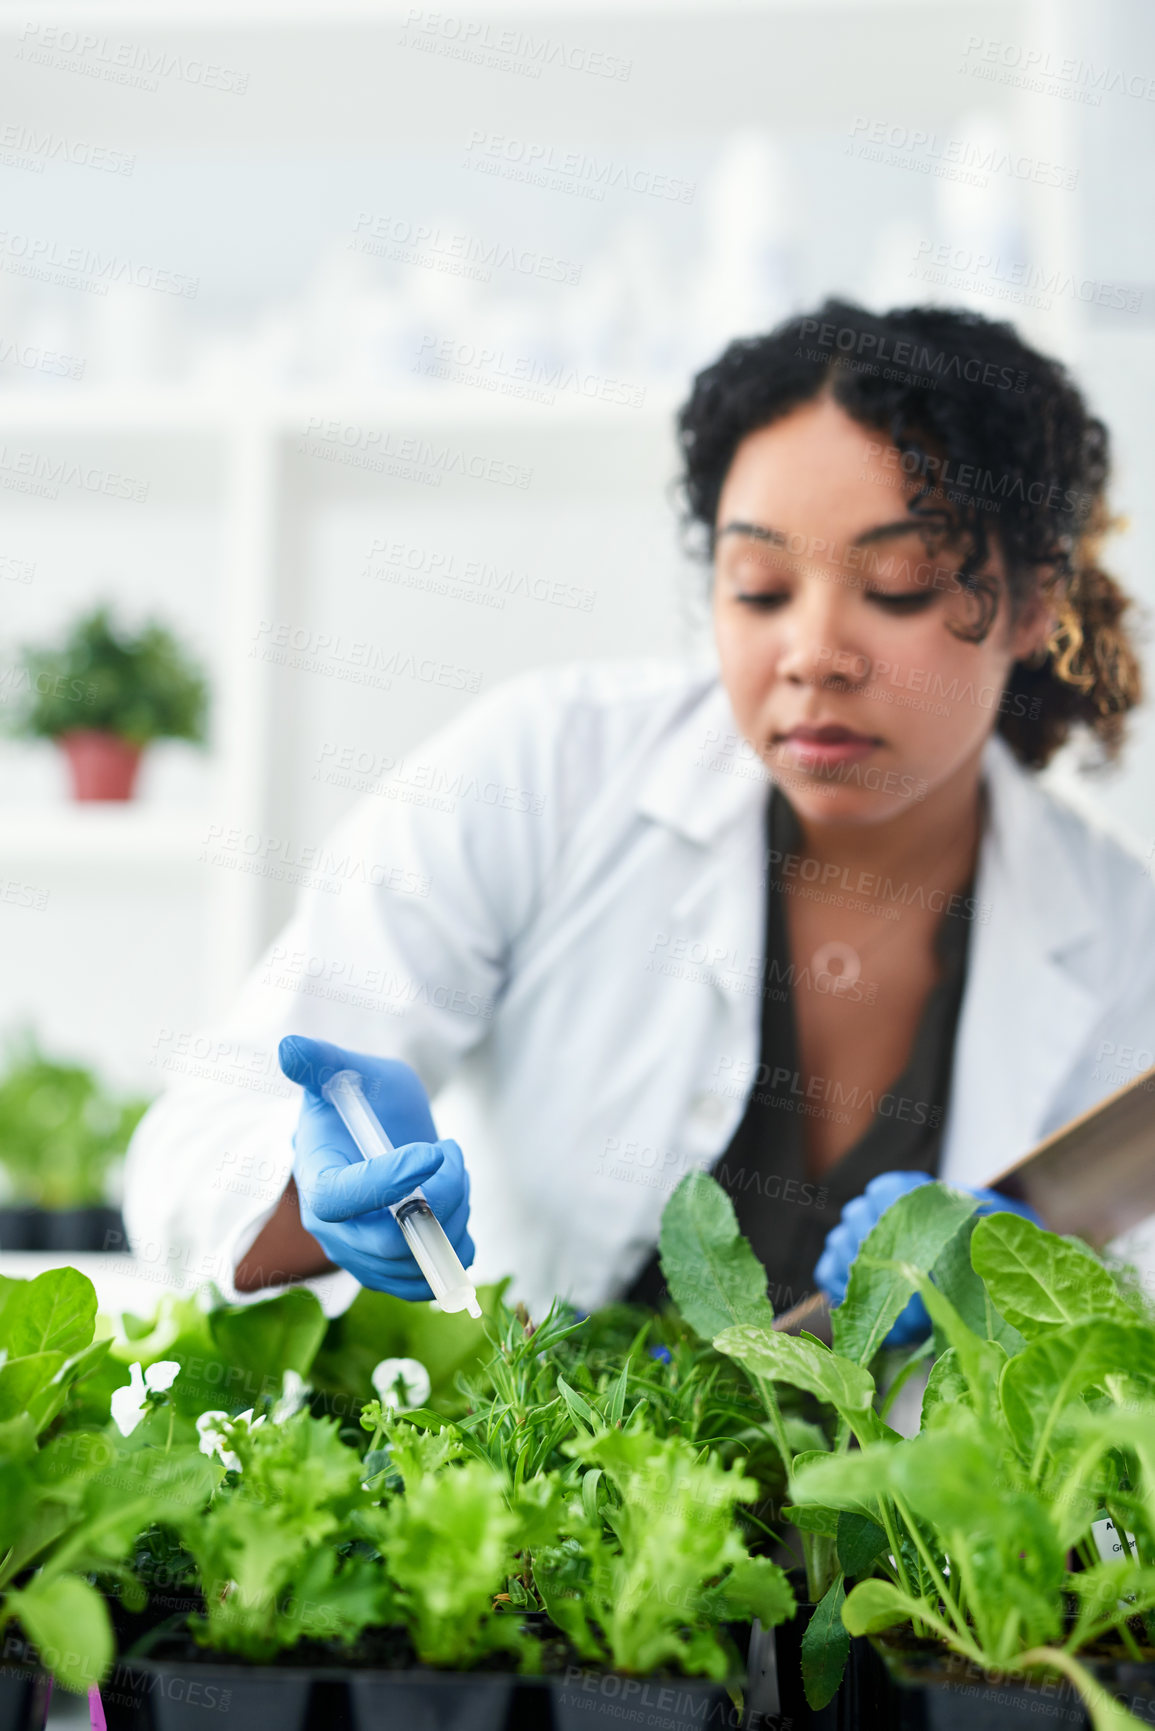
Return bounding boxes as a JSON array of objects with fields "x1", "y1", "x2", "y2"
[{"x1": 716, "y1": 516, "x2": 947, "y2": 549}]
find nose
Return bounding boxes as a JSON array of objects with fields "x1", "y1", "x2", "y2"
[{"x1": 776, "y1": 578, "x2": 870, "y2": 688}]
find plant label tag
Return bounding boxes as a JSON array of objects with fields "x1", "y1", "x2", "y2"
[
  {"x1": 745, "y1": 1617, "x2": 781, "y2": 1719},
  {"x1": 1092, "y1": 1516, "x2": 1138, "y2": 1562}
]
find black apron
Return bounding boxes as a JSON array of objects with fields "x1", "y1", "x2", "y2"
[{"x1": 622, "y1": 780, "x2": 976, "y2": 1310}]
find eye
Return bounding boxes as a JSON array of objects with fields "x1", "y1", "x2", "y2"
[
  {"x1": 734, "y1": 590, "x2": 790, "y2": 610},
  {"x1": 865, "y1": 590, "x2": 936, "y2": 612}
]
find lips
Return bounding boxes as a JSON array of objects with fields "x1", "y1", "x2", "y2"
[
  {"x1": 780, "y1": 724, "x2": 879, "y2": 745},
  {"x1": 775, "y1": 722, "x2": 882, "y2": 768}
]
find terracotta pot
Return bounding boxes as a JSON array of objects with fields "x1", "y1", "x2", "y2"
[{"x1": 58, "y1": 731, "x2": 144, "y2": 800}]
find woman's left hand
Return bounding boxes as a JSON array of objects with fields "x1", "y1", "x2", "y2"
[{"x1": 814, "y1": 1170, "x2": 1041, "y2": 1345}]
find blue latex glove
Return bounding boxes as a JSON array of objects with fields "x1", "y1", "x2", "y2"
[
  {"x1": 814, "y1": 1170, "x2": 1041, "y2": 1347},
  {"x1": 278, "y1": 1034, "x2": 473, "y2": 1299}
]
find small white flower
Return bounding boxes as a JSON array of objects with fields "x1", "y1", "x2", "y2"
[
  {"x1": 270, "y1": 1369, "x2": 309, "y2": 1424},
  {"x1": 196, "y1": 1407, "x2": 265, "y2": 1473},
  {"x1": 111, "y1": 1361, "x2": 182, "y2": 1437},
  {"x1": 370, "y1": 1357, "x2": 431, "y2": 1410},
  {"x1": 196, "y1": 1410, "x2": 236, "y2": 1469}
]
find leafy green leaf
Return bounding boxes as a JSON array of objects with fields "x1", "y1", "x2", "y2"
[
  {"x1": 0, "y1": 1268, "x2": 97, "y2": 1358},
  {"x1": 920, "y1": 1348, "x2": 971, "y2": 1426},
  {"x1": 209, "y1": 1287, "x2": 327, "y2": 1398},
  {"x1": 176, "y1": 1410, "x2": 379, "y2": 1662},
  {"x1": 788, "y1": 1445, "x2": 895, "y2": 1521},
  {"x1": 561, "y1": 1426, "x2": 782, "y2": 1679},
  {"x1": 836, "y1": 1510, "x2": 888, "y2": 1577},
  {"x1": 888, "y1": 1421, "x2": 1065, "y2": 1658},
  {"x1": 6, "y1": 1573, "x2": 113, "y2": 1693},
  {"x1": 658, "y1": 1172, "x2": 775, "y2": 1341},
  {"x1": 801, "y1": 1574, "x2": 849, "y2": 1710},
  {"x1": 606, "y1": 1360, "x2": 629, "y2": 1428},
  {"x1": 971, "y1": 1214, "x2": 1136, "y2": 1339},
  {"x1": 782, "y1": 1503, "x2": 840, "y2": 1538},
  {"x1": 841, "y1": 1577, "x2": 920, "y2": 1636},
  {"x1": 713, "y1": 1555, "x2": 795, "y2": 1627},
  {"x1": 931, "y1": 1216, "x2": 1025, "y2": 1353},
  {"x1": 0, "y1": 1353, "x2": 65, "y2": 1426},
  {"x1": 377, "y1": 1458, "x2": 526, "y2": 1668},
  {"x1": 714, "y1": 1325, "x2": 876, "y2": 1424},
  {"x1": 832, "y1": 1183, "x2": 979, "y2": 1365},
  {"x1": 581, "y1": 1466, "x2": 603, "y2": 1525},
  {"x1": 901, "y1": 1267, "x2": 1010, "y2": 1443},
  {"x1": 1000, "y1": 1322, "x2": 1155, "y2": 1482}
]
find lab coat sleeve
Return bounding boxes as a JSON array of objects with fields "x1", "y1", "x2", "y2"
[{"x1": 123, "y1": 669, "x2": 564, "y2": 1313}]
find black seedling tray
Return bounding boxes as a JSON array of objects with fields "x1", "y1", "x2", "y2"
[
  {"x1": 0, "y1": 1665, "x2": 51, "y2": 1731},
  {"x1": 99, "y1": 1654, "x2": 751, "y2": 1731},
  {"x1": 870, "y1": 1635, "x2": 1155, "y2": 1728}
]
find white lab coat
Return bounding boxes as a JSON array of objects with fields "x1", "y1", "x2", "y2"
[{"x1": 124, "y1": 657, "x2": 1155, "y2": 1318}]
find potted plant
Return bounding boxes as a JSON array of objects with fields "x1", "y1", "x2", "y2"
[
  {"x1": 0, "y1": 1264, "x2": 214, "y2": 1730},
  {"x1": 4, "y1": 603, "x2": 209, "y2": 800},
  {"x1": 42, "y1": 1173, "x2": 1155, "y2": 1728},
  {"x1": 0, "y1": 1032, "x2": 150, "y2": 1251},
  {"x1": 687, "y1": 1174, "x2": 1155, "y2": 1730},
  {"x1": 86, "y1": 1279, "x2": 796, "y2": 1731}
]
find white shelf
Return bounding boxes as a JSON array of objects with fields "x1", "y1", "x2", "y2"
[
  {"x1": 0, "y1": 1251, "x2": 197, "y2": 1317},
  {"x1": 0, "y1": 386, "x2": 683, "y2": 435},
  {"x1": 0, "y1": 806, "x2": 213, "y2": 868},
  {"x1": 0, "y1": 0, "x2": 924, "y2": 28},
  {"x1": 0, "y1": 392, "x2": 235, "y2": 434}
]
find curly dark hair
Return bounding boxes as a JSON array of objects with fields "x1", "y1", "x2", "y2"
[{"x1": 675, "y1": 297, "x2": 1144, "y2": 769}]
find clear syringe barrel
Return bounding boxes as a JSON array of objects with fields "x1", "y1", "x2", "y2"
[{"x1": 319, "y1": 1067, "x2": 481, "y2": 1318}]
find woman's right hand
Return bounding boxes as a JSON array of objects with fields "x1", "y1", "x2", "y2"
[{"x1": 277, "y1": 1034, "x2": 473, "y2": 1298}]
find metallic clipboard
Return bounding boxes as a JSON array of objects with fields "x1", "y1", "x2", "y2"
[
  {"x1": 988, "y1": 1061, "x2": 1155, "y2": 1247},
  {"x1": 774, "y1": 1063, "x2": 1155, "y2": 1335}
]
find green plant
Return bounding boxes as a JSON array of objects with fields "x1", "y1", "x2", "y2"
[
  {"x1": 100, "y1": 1269, "x2": 795, "y2": 1685},
  {"x1": 6, "y1": 603, "x2": 209, "y2": 746},
  {"x1": 0, "y1": 1267, "x2": 213, "y2": 1692},
  {"x1": 676, "y1": 1173, "x2": 1155, "y2": 1731},
  {"x1": 0, "y1": 1032, "x2": 150, "y2": 1209},
  {"x1": 536, "y1": 1425, "x2": 794, "y2": 1679},
  {"x1": 358, "y1": 1411, "x2": 550, "y2": 1670},
  {"x1": 173, "y1": 1406, "x2": 392, "y2": 1661}
]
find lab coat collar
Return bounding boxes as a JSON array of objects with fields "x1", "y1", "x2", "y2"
[
  {"x1": 945, "y1": 728, "x2": 1104, "y2": 1183},
  {"x1": 635, "y1": 674, "x2": 771, "y2": 846},
  {"x1": 978, "y1": 728, "x2": 1099, "y2": 957}
]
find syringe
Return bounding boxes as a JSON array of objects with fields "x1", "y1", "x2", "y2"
[{"x1": 320, "y1": 1067, "x2": 481, "y2": 1319}]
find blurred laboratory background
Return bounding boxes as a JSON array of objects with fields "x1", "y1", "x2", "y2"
[{"x1": 0, "y1": 0, "x2": 1153, "y2": 1239}]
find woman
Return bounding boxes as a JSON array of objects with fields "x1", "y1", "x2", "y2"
[{"x1": 125, "y1": 299, "x2": 1155, "y2": 1323}]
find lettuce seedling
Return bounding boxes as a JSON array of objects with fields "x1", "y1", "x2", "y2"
[
  {"x1": 368, "y1": 1452, "x2": 544, "y2": 1670},
  {"x1": 173, "y1": 1407, "x2": 392, "y2": 1661},
  {"x1": 536, "y1": 1425, "x2": 794, "y2": 1680}
]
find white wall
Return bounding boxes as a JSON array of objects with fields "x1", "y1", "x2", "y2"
[{"x1": 0, "y1": 0, "x2": 1152, "y2": 1093}]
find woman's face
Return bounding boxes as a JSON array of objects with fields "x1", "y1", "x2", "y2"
[{"x1": 711, "y1": 392, "x2": 1054, "y2": 830}]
